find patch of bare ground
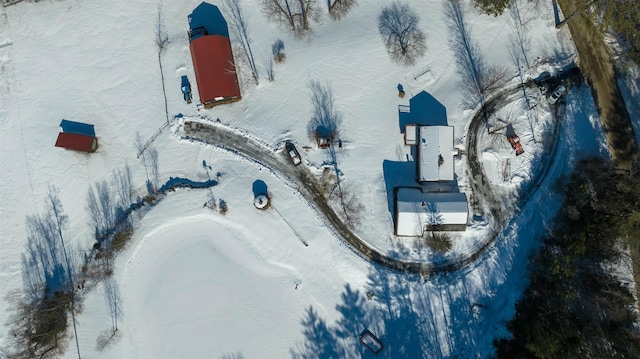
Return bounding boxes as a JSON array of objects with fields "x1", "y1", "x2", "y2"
[
  {"x1": 558, "y1": 0, "x2": 640, "y2": 311},
  {"x1": 557, "y1": 0, "x2": 638, "y2": 170}
]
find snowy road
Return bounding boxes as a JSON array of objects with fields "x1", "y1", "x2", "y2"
[
  {"x1": 179, "y1": 69, "x2": 584, "y2": 276},
  {"x1": 464, "y1": 69, "x2": 583, "y2": 271},
  {"x1": 181, "y1": 85, "x2": 550, "y2": 276}
]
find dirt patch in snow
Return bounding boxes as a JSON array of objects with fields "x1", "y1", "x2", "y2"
[{"x1": 557, "y1": 0, "x2": 638, "y2": 169}]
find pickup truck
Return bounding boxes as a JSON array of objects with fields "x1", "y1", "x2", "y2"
[{"x1": 508, "y1": 135, "x2": 525, "y2": 156}]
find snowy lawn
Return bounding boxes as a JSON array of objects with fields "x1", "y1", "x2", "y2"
[{"x1": 0, "y1": 0, "x2": 611, "y2": 357}]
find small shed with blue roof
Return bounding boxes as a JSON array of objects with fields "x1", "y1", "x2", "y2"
[{"x1": 55, "y1": 119, "x2": 98, "y2": 152}]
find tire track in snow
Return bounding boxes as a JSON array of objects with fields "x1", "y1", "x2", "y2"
[{"x1": 1, "y1": 7, "x2": 35, "y2": 197}]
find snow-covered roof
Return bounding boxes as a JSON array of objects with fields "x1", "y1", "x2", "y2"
[
  {"x1": 404, "y1": 124, "x2": 417, "y2": 145},
  {"x1": 254, "y1": 194, "x2": 269, "y2": 209},
  {"x1": 418, "y1": 126, "x2": 459, "y2": 182},
  {"x1": 395, "y1": 188, "x2": 468, "y2": 236}
]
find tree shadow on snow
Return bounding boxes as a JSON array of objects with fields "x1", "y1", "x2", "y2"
[{"x1": 290, "y1": 260, "x2": 494, "y2": 358}]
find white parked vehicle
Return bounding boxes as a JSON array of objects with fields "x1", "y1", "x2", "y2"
[{"x1": 547, "y1": 85, "x2": 566, "y2": 104}]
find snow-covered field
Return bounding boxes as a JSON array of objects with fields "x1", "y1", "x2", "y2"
[{"x1": 0, "y1": 0, "x2": 610, "y2": 357}]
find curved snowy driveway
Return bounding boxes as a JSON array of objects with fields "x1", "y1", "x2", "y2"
[{"x1": 180, "y1": 80, "x2": 563, "y2": 275}]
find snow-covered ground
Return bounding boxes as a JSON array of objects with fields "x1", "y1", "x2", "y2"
[{"x1": 0, "y1": 0, "x2": 612, "y2": 357}]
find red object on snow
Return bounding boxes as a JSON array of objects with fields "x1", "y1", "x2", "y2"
[
  {"x1": 55, "y1": 132, "x2": 98, "y2": 152},
  {"x1": 189, "y1": 35, "x2": 241, "y2": 107},
  {"x1": 508, "y1": 135, "x2": 525, "y2": 156}
]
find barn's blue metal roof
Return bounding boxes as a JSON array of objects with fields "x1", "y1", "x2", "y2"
[
  {"x1": 59, "y1": 119, "x2": 95, "y2": 137},
  {"x1": 188, "y1": 2, "x2": 229, "y2": 41}
]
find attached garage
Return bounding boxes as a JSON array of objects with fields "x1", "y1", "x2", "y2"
[{"x1": 395, "y1": 187, "x2": 468, "y2": 236}]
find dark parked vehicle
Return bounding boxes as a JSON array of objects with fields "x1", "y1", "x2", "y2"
[
  {"x1": 285, "y1": 141, "x2": 302, "y2": 165},
  {"x1": 556, "y1": 97, "x2": 567, "y2": 118},
  {"x1": 534, "y1": 71, "x2": 551, "y2": 86},
  {"x1": 181, "y1": 75, "x2": 192, "y2": 104},
  {"x1": 360, "y1": 329, "x2": 383, "y2": 354}
]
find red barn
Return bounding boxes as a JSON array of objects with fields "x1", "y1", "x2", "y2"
[
  {"x1": 189, "y1": 35, "x2": 241, "y2": 108},
  {"x1": 188, "y1": 3, "x2": 241, "y2": 108}
]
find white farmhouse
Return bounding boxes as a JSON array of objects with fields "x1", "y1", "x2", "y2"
[
  {"x1": 405, "y1": 125, "x2": 459, "y2": 182},
  {"x1": 393, "y1": 92, "x2": 468, "y2": 236}
]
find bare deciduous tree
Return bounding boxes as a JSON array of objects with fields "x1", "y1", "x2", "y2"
[
  {"x1": 225, "y1": 0, "x2": 259, "y2": 84},
  {"x1": 378, "y1": 1, "x2": 426, "y2": 65},
  {"x1": 307, "y1": 80, "x2": 358, "y2": 226},
  {"x1": 155, "y1": 4, "x2": 169, "y2": 51},
  {"x1": 13, "y1": 187, "x2": 81, "y2": 358},
  {"x1": 96, "y1": 329, "x2": 120, "y2": 352},
  {"x1": 327, "y1": 0, "x2": 357, "y2": 20},
  {"x1": 87, "y1": 180, "x2": 115, "y2": 238},
  {"x1": 508, "y1": 5, "x2": 536, "y2": 142},
  {"x1": 103, "y1": 278, "x2": 121, "y2": 333},
  {"x1": 221, "y1": 353, "x2": 247, "y2": 359},
  {"x1": 87, "y1": 164, "x2": 134, "y2": 244},
  {"x1": 333, "y1": 182, "x2": 364, "y2": 229},
  {"x1": 307, "y1": 80, "x2": 342, "y2": 144},
  {"x1": 155, "y1": 4, "x2": 169, "y2": 123},
  {"x1": 148, "y1": 146, "x2": 160, "y2": 193},
  {"x1": 508, "y1": 0, "x2": 531, "y2": 69},
  {"x1": 444, "y1": 0, "x2": 487, "y2": 108},
  {"x1": 265, "y1": 56, "x2": 275, "y2": 81},
  {"x1": 113, "y1": 165, "x2": 133, "y2": 208},
  {"x1": 260, "y1": 0, "x2": 321, "y2": 38},
  {"x1": 135, "y1": 131, "x2": 150, "y2": 182},
  {"x1": 24, "y1": 214, "x2": 68, "y2": 295},
  {"x1": 95, "y1": 299, "x2": 122, "y2": 355},
  {"x1": 482, "y1": 64, "x2": 509, "y2": 94},
  {"x1": 507, "y1": 0, "x2": 535, "y2": 141}
]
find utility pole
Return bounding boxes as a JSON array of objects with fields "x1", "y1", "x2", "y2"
[{"x1": 49, "y1": 186, "x2": 81, "y2": 358}]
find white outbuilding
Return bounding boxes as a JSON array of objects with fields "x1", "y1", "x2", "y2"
[{"x1": 395, "y1": 187, "x2": 468, "y2": 236}]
